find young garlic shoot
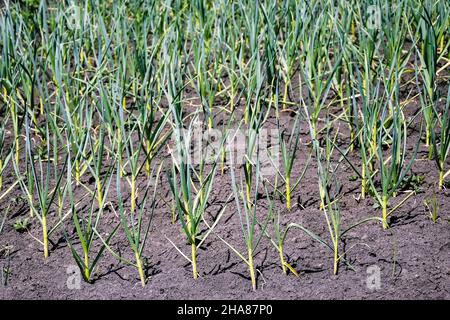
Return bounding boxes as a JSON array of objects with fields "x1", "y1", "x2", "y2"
[
  {"x1": 113, "y1": 161, "x2": 163, "y2": 287},
  {"x1": 316, "y1": 169, "x2": 379, "y2": 275},
  {"x1": 415, "y1": 5, "x2": 439, "y2": 158},
  {"x1": 310, "y1": 118, "x2": 345, "y2": 274},
  {"x1": 217, "y1": 153, "x2": 271, "y2": 291},
  {"x1": 167, "y1": 117, "x2": 223, "y2": 280},
  {"x1": 352, "y1": 63, "x2": 384, "y2": 198},
  {"x1": 64, "y1": 103, "x2": 92, "y2": 187},
  {"x1": 119, "y1": 117, "x2": 141, "y2": 214},
  {"x1": 261, "y1": 174, "x2": 299, "y2": 276},
  {"x1": 114, "y1": 79, "x2": 166, "y2": 215},
  {"x1": 243, "y1": 92, "x2": 271, "y2": 208},
  {"x1": 65, "y1": 156, "x2": 117, "y2": 283},
  {"x1": 276, "y1": 4, "x2": 302, "y2": 109},
  {"x1": 85, "y1": 127, "x2": 108, "y2": 210},
  {"x1": 223, "y1": 31, "x2": 243, "y2": 113},
  {"x1": 331, "y1": 7, "x2": 356, "y2": 151},
  {"x1": 129, "y1": 110, "x2": 171, "y2": 212},
  {"x1": 190, "y1": 33, "x2": 221, "y2": 129},
  {"x1": 140, "y1": 105, "x2": 170, "y2": 178},
  {"x1": 242, "y1": 50, "x2": 264, "y2": 125},
  {"x1": 365, "y1": 104, "x2": 419, "y2": 229},
  {"x1": 298, "y1": 10, "x2": 344, "y2": 137},
  {"x1": 321, "y1": 176, "x2": 342, "y2": 275},
  {"x1": 286, "y1": 178, "x2": 383, "y2": 276},
  {"x1": 272, "y1": 89, "x2": 304, "y2": 210},
  {"x1": 12, "y1": 93, "x2": 24, "y2": 167},
  {"x1": 13, "y1": 114, "x2": 68, "y2": 258},
  {"x1": 302, "y1": 111, "x2": 382, "y2": 274},
  {"x1": 430, "y1": 85, "x2": 450, "y2": 189}
]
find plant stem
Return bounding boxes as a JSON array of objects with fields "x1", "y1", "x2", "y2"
[
  {"x1": 439, "y1": 166, "x2": 444, "y2": 189},
  {"x1": 135, "y1": 251, "x2": 146, "y2": 287},
  {"x1": 42, "y1": 214, "x2": 49, "y2": 259},
  {"x1": 145, "y1": 141, "x2": 151, "y2": 177},
  {"x1": 279, "y1": 244, "x2": 287, "y2": 275},
  {"x1": 96, "y1": 180, "x2": 103, "y2": 208},
  {"x1": 122, "y1": 96, "x2": 126, "y2": 111},
  {"x1": 248, "y1": 246, "x2": 256, "y2": 291},
  {"x1": 246, "y1": 181, "x2": 251, "y2": 209},
  {"x1": 244, "y1": 107, "x2": 249, "y2": 125},
  {"x1": 312, "y1": 121, "x2": 317, "y2": 140},
  {"x1": 333, "y1": 240, "x2": 338, "y2": 275},
  {"x1": 426, "y1": 128, "x2": 430, "y2": 147},
  {"x1": 84, "y1": 251, "x2": 90, "y2": 282},
  {"x1": 286, "y1": 176, "x2": 291, "y2": 210},
  {"x1": 15, "y1": 136, "x2": 19, "y2": 164},
  {"x1": 349, "y1": 126, "x2": 354, "y2": 153},
  {"x1": 283, "y1": 80, "x2": 289, "y2": 110},
  {"x1": 428, "y1": 142, "x2": 433, "y2": 160},
  {"x1": 191, "y1": 242, "x2": 198, "y2": 279},
  {"x1": 371, "y1": 124, "x2": 377, "y2": 158},
  {"x1": 319, "y1": 186, "x2": 325, "y2": 210},
  {"x1": 361, "y1": 164, "x2": 366, "y2": 199},
  {"x1": 131, "y1": 175, "x2": 136, "y2": 213},
  {"x1": 40, "y1": 98, "x2": 44, "y2": 115},
  {"x1": 208, "y1": 116, "x2": 212, "y2": 130},
  {"x1": 382, "y1": 195, "x2": 389, "y2": 229},
  {"x1": 75, "y1": 159, "x2": 80, "y2": 185}
]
